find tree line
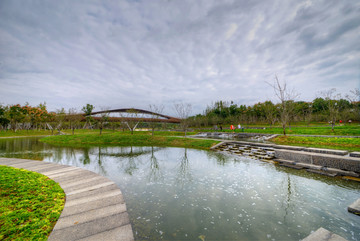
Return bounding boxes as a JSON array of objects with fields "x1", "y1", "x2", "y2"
[
  {"x1": 0, "y1": 102, "x2": 183, "y2": 135},
  {"x1": 189, "y1": 88, "x2": 360, "y2": 132},
  {"x1": 1, "y1": 88, "x2": 358, "y2": 135}
]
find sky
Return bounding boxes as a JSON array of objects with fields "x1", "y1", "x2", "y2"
[{"x1": 0, "y1": 0, "x2": 359, "y2": 116}]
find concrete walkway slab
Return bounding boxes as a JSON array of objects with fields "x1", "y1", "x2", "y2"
[
  {"x1": 49, "y1": 212, "x2": 131, "y2": 241},
  {"x1": 77, "y1": 224, "x2": 134, "y2": 241},
  {"x1": 28, "y1": 164, "x2": 73, "y2": 172},
  {"x1": 60, "y1": 193, "x2": 124, "y2": 217},
  {"x1": 66, "y1": 189, "x2": 123, "y2": 206},
  {"x1": 66, "y1": 181, "x2": 115, "y2": 196},
  {"x1": 51, "y1": 171, "x2": 99, "y2": 183},
  {"x1": 60, "y1": 176, "x2": 105, "y2": 189},
  {"x1": 0, "y1": 158, "x2": 134, "y2": 241}
]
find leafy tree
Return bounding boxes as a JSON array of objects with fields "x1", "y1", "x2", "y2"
[
  {"x1": 8, "y1": 105, "x2": 25, "y2": 132},
  {"x1": 294, "y1": 101, "x2": 312, "y2": 126},
  {"x1": 0, "y1": 105, "x2": 10, "y2": 130},
  {"x1": 82, "y1": 104, "x2": 95, "y2": 129},
  {"x1": 263, "y1": 101, "x2": 278, "y2": 127}
]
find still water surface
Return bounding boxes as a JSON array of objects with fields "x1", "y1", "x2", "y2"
[{"x1": 0, "y1": 137, "x2": 359, "y2": 240}]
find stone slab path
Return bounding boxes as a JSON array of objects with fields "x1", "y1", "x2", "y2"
[{"x1": 0, "y1": 158, "x2": 134, "y2": 241}]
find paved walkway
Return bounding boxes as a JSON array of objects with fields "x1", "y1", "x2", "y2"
[{"x1": 0, "y1": 158, "x2": 134, "y2": 241}]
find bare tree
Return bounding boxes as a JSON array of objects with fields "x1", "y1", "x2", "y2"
[
  {"x1": 148, "y1": 104, "x2": 165, "y2": 136},
  {"x1": 55, "y1": 108, "x2": 66, "y2": 134},
  {"x1": 174, "y1": 102, "x2": 192, "y2": 137},
  {"x1": 67, "y1": 108, "x2": 82, "y2": 135},
  {"x1": 97, "y1": 107, "x2": 110, "y2": 135},
  {"x1": 346, "y1": 88, "x2": 360, "y2": 121},
  {"x1": 267, "y1": 75, "x2": 299, "y2": 135},
  {"x1": 320, "y1": 88, "x2": 341, "y2": 131},
  {"x1": 120, "y1": 108, "x2": 143, "y2": 135},
  {"x1": 346, "y1": 88, "x2": 360, "y2": 102}
]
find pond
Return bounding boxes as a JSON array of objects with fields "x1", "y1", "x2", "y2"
[{"x1": 0, "y1": 137, "x2": 359, "y2": 240}]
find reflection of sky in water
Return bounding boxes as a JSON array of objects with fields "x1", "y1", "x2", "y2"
[{"x1": 0, "y1": 138, "x2": 359, "y2": 240}]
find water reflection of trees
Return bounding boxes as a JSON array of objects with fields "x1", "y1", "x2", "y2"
[
  {"x1": 281, "y1": 174, "x2": 297, "y2": 222},
  {"x1": 147, "y1": 146, "x2": 163, "y2": 182},
  {"x1": 176, "y1": 148, "x2": 192, "y2": 185},
  {"x1": 206, "y1": 150, "x2": 231, "y2": 166},
  {"x1": 79, "y1": 148, "x2": 91, "y2": 165},
  {"x1": 123, "y1": 146, "x2": 139, "y2": 175},
  {"x1": 100, "y1": 146, "x2": 157, "y2": 158},
  {"x1": 0, "y1": 137, "x2": 52, "y2": 160},
  {"x1": 94, "y1": 147, "x2": 107, "y2": 176}
]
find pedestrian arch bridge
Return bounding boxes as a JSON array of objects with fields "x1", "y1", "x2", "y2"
[{"x1": 83, "y1": 108, "x2": 181, "y2": 123}]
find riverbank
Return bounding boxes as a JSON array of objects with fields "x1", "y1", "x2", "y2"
[
  {"x1": 2, "y1": 128, "x2": 359, "y2": 151},
  {"x1": 40, "y1": 131, "x2": 220, "y2": 150}
]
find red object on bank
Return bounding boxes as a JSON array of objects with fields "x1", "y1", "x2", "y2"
[{"x1": 230, "y1": 125, "x2": 234, "y2": 130}]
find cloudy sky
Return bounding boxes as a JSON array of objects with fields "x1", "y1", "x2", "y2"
[{"x1": 0, "y1": 0, "x2": 359, "y2": 115}]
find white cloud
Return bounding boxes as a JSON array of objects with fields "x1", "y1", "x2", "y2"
[
  {"x1": 225, "y1": 23, "x2": 238, "y2": 40},
  {"x1": 0, "y1": 0, "x2": 359, "y2": 115},
  {"x1": 247, "y1": 14, "x2": 264, "y2": 42}
]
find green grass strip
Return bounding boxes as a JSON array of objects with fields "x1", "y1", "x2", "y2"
[
  {"x1": 272, "y1": 136, "x2": 360, "y2": 152},
  {"x1": 40, "y1": 132, "x2": 219, "y2": 150},
  {"x1": 0, "y1": 166, "x2": 65, "y2": 240},
  {"x1": 218, "y1": 125, "x2": 360, "y2": 136}
]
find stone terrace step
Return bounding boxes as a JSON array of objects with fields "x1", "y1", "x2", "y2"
[{"x1": 348, "y1": 198, "x2": 360, "y2": 216}]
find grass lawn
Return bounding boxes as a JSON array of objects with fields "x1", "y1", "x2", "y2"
[
  {"x1": 271, "y1": 135, "x2": 360, "y2": 152},
  {"x1": 0, "y1": 166, "x2": 65, "y2": 240},
  {"x1": 40, "y1": 131, "x2": 220, "y2": 150},
  {"x1": 218, "y1": 125, "x2": 360, "y2": 136}
]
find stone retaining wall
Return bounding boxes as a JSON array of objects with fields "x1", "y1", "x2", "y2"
[{"x1": 275, "y1": 149, "x2": 360, "y2": 173}]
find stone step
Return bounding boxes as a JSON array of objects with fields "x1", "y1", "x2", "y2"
[
  {"x1": 350, "y1": 152, "x2": 360, "y2": 158},
  {"x1": 348, "y1": 198, "x2": 360, "y2": 216},
  {"x1": 305, "y1": 147, "x2": 348, "y2": 156},
  {"x1": 279, "y1": 163, "x2": 304, "y2": 170},
  {"x1": 275, "y1": 159, "x2": 296, "y2": 165},
  {"x1": 306, "y1": 169, "x2": 338, "y2": 177},
  {"x1": 321, "y1": 167, "x2": 360, "y2": 178}
]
